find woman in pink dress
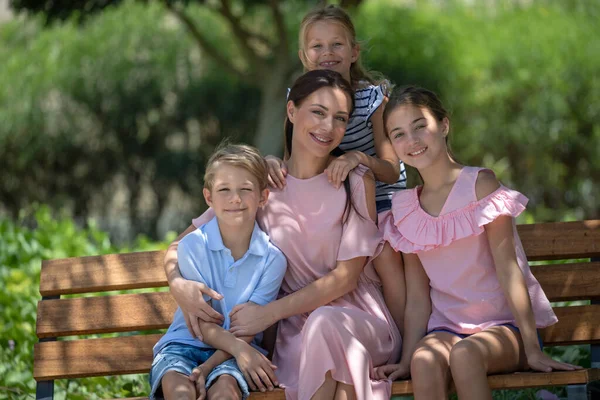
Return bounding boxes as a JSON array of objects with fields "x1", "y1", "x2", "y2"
[
  {"x1": 372, "y1": 86, "x2": 579, "y2": 400},
  {"x1": 164, "y1": 70, "x2": 402, "y2": 400}
]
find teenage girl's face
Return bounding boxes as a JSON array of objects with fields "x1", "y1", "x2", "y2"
[
  {"x1": 302, "y1": 21, "x2": 359, "y2": 83},
  {"x1": 203, "y1": 164, "x2": 268, "y2": 230},
  {"x1": 386, "y1": 104, "x2": 450, "y2": 170},
  {"x1": 287, "y1": 86, "x2": 351, "y2": 159}
]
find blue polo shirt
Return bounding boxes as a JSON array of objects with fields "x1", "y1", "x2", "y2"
[{"x1": 153, "y1": 217, "x2": 287, "y2": 356}]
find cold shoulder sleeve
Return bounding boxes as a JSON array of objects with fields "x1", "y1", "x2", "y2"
[
  {"x1": 380, "y1": 185, "x2": 528, "y2": 253},
  {"x1": 337, "y1": 165, "x2": 384, "y2": 261}
]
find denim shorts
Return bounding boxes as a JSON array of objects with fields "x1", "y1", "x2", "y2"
[
  {"x1": 149, "y1": 343, "x2": 250, "y2": 400},
  {"x1": 428, "y1": 323, "x2": 544, "y2": 349}
]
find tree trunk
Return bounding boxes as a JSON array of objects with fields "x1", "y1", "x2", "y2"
[{"x1": 253, "y1": 63, "x2": 297, "y2": 156}]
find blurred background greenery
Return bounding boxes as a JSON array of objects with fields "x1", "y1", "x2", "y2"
[{"x1": 0, "y1": 0, "x2": 598, "y2": 398}]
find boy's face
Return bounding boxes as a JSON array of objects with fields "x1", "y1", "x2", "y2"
[{"x1": 203, "y1": 164, "x2": 268, "y2": 229}]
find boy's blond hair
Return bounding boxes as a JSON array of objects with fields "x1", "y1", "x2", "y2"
[{"x1": 204, "y1": 143, "x2": 269, "y2": 191}]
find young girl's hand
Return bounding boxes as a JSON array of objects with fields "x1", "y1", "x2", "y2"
[
  {"x1": 526, "y1": 349, "x2": 582, "y2": 373},
  {"x1": 188, "y1": 364, "x2": 209, "y2": 400},
  {"x1": 265, "y1": 155, "x2": 287, "y2": 189},
  {"x1": 325, "y1": 151, "x2": 363, "y2": 189},
  {"x1": 372, "y1": 363, "x2": 410, "y2": 381},
  {"x1": 233, "y1": 341, "x2": 279, "y2": 392}
]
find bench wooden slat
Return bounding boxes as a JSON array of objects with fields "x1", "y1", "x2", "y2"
[
  {"x1": 36, "y1": 289, "x2": 600, "y2": 344},
  {"x1": 518, "y1": 220, "x2": 600, "y2": 261},
  {"x1": 541, "y1": 305, "x2": 600, "y2": 345},
  {"x1": 36, "y1": 292, "x2": 175, "y2": 338},
  {"x1": 532, "y1": 262, "x2": 600, "y2": 301},
  {"x1": 39, "y1": 251, "x2": 168, "y2": 296},
  {"x1": 38, "y1": 221, "x2": 600, "y2": 296},
  {"x1": 33, "y1": 333, "x2": 599, "y2": 394}
]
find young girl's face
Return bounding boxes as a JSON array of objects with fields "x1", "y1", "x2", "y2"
[
  {"x1": 302, "y1": 21, "x2": 358, "y2": 83},
  {"x1": 288, "y1": 86, "x2": 351, "y2": 159},
  {"x1": 386, "y1": 104, "x2": 449, "y2": 170},
  {"x1": 203, "y1": 164, "x2": 268, "y2": 229}
]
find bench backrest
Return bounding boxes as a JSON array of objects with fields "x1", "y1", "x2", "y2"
[{"x1": 34, "y1": 220, "x2": 600, "y2": 382}]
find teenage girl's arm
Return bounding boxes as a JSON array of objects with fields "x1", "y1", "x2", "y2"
[
  {"x1": 373, "y1": 252, "x2": 431, "y2": 381},
  {"x1": 228, "y1": 173, "x2": 378, "y2": 337},
  {"x1": 326, "y1": 100, "x2": 401, "y2": 188},
  {"x1": 373, "y1": 243, "x2": 406, "y2": 335},
  {"x1": 478, "y1": 172, "x2": 580, "y2": 372}
]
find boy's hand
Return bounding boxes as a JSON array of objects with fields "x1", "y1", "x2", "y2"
[
  {"x1": 233, "y1": 341, "x2": 278, "y2": 393},
  {"x1": 265, "y1": 155, "x2": 287, "y2": 189},
  {"x1": 189, "y1": 364, "x2": 209, "y2": 400},
  {"x1": 325, "y1": 151, "x2": 362, "y2": 189},
  {"x1": 372, "y1": 363, "x2": 410, "y2": 381},
  {"x1": 526, "y1": 349, "x2": 581, "y2": 372}
]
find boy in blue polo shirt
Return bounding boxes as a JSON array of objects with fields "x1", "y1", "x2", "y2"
[{"x1": 150, "y1": 144, "x2": 287, "y2": 400}]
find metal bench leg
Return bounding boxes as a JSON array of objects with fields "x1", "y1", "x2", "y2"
[{"x1": 36, "y1": 380, "x2": 54, "y2": 400}]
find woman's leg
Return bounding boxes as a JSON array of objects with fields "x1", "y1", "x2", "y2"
[
  {"x1": 449, "y1": 325, "x2": 527, "y2": 400},
  {"x1": 334, "y1": 382, "x2": 357, "y2": 400},
  {"x1": 311, "y1": 371, "x2": 338, "y2": 400},
  {"x1": 161, "y1": 370, "x2": 196, "y2": 400},
  {"x1": 410, "y1": 331, "x2": 461, "y2": 400},
  {"x1": 206, "y1": 374, "x2": 242, "y2": 400}
]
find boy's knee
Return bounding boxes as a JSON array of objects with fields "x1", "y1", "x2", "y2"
[{"x1": 207, "y1": 374, "x2": 242, "y2": 400}]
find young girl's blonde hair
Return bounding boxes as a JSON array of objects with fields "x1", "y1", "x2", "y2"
[
  {"x1": 298, "y1": 5, "x2": 387, "y2": 91},
  {"x1": 204, "y1": 143, "x2": 269, "y2": 191}
]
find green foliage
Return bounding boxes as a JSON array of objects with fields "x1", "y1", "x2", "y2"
[
  {"x1": 358, "y1": 0, "x2": 600, "y2": 221},
  {"x1": 0, "y1": 206, "x2": 169, "y2": 399}
]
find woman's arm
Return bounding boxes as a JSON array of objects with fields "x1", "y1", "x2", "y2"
[{"x1": 164, "y1": 214, "x2": 225, "y2": 339}]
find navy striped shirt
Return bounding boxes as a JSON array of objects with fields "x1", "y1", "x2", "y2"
[{"x1": 339, "y1": 84, "x2": 407, "y2": 211}]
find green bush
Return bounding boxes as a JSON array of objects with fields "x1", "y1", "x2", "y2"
[
  {"x1": 358, "y1": 0, "x2": 600, "y2": 221},
  {"x1": 0, "y1": 206, "x2": 171, "y2": 399}
]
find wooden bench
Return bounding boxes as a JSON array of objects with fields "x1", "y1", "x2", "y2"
[{"x1": 34, "y1": 220, "x2": 600, "y2": 399}]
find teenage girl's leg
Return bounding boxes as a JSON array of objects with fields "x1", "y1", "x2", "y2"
[
  {"x1": 161, "y1": 370, "x2": 196, "y2": 400},
  {"x1": 206, "y1": 374, "x2": 242, "y2": 400},
  {"x1": 449, "y1": 325, "x2": 527, "y2": 400},
  {"x1": 410, "y1": 331, "x2": 462, "y2": 400},
  {"x1": 311, "y1": 371, "x2": 338, "y2": 400}
]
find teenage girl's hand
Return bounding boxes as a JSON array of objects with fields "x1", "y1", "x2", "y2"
[
  {"x1": 526, "y1": 349, "x2": 582, "y2": 372},
  {"x1": 232, "y1": 341, "x2": 279, "y2": 392},
  {"x1": 325, "y1": 151, "x2": 362, "y2": 189},
  {"x1": 171, "y1": 277, "x2": 224, "y2": 340},
  {"x1": 265, "y1": 155, "x2": 287, "y2": 189},
  {"x1": 189, "y1": 364, "x2": 209, "y2": 400},
  {"x1": 229, "y1": 302, "x2": 275, "y2": 337},
  {"x1": 372, "y1": 363, "x2": 410, "y2": 381}
]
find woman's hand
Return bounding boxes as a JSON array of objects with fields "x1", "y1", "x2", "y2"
[
  {"x1": 188, "y1": 364, "x2": 210, "y2": 400},
  {"x1": 526, "y1": 348, "x2": 582, "y2": 372},
  {"x1": 372, "y1": 362, "x2": 410, "y2": 381},
  {"x1": 229, "y1": 302, "x2": 276, "y2": 337},
  {"x1": 232, "y1": 341, "x2": 279, "y2": 392},
  {"x1": 325, "y1": 151, "x2": 363, "y2": 189},
  {"x1": 170, "y1": 277, "x2": 224, "y2": 340},
  {"x1": 265, "y1": 155, "x2": 287, "y2": 189}
]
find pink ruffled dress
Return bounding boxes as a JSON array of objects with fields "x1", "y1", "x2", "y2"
[
  {"x1": 193, "y1": 165, "x2": 401, "y2": 400},
  {"x1": 379, "y1": 166, "x2": 557, "y2": 334}
]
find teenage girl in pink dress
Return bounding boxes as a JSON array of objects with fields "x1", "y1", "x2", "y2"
[{"x1": 372, "y1": 85, "x2": 580, "y2": 400}]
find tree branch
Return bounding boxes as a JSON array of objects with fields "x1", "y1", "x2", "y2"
[
  {"x1": 218, "y1": 0, "x2": 268, "y2": 72},
  {"x1": 164, "y1": 1, "x2": 247, "y2": 81},
  {"x1": 269, "y1": 0, "x2": 288, "y2": 57}
]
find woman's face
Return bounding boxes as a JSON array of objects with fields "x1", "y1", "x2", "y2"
[{"x1": 287, "y1": 86, "x2": 352, "y2": 159}]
